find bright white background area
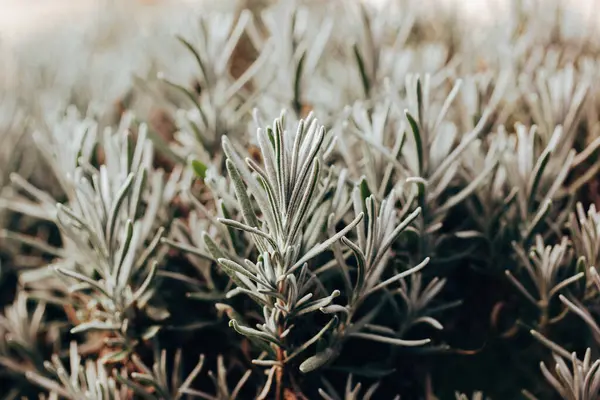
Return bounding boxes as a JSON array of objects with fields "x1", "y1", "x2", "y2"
[{"x1": 0, "y1": 0, "x2": 598, "y2": 120}]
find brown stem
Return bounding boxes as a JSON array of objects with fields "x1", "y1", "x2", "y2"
[
  {"x1": 275, "y1": 279, "x2": 286, "y2": 400},
  {"x1": 275, "y1": 346, "x2": 284, "y2": 400},
  {"x1": 538, "y1": 299, "x2": 549, "y2": 334}
]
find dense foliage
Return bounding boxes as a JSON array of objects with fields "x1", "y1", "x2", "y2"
[{"x1": 1, "y1": 0, "x2": 600, "y2": 398}]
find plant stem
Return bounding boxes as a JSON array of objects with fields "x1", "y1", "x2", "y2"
[
  {"x1": 275, "y1": 325, "x2": 284, "y2": 400},
  {"x1": 275, "y1": 278, "x2": 285, "y2": 400}
]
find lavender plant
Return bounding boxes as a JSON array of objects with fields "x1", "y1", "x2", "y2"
[{"x1": 2, "y1": 0, "x2": 600, "y2": 399}]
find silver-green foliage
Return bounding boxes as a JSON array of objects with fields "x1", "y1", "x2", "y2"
[{"x1": 3, "y1": 0, "x2": 600, "y2": 399}]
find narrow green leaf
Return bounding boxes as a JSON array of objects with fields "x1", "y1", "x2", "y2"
[
  {"x1": 113, "y1": 219, "x2": 134, "y2": 286},
  {"x1": 140, "y1": 326, "x2": 161, "y2": 341},
  {"x1": 349, "y1": 332, "x2": 430, "y2": 347},
  {"x1": 341, "y1": 237, "x2": 366, "y2": 298},
  {"x1": 99, "y1": 349, "x2": 130, "y2": 364},
  {"x1": 226, "y1": 159, "x2": 261, "y2": 231},
  {"x1": 371, "y1": 207, "x2": 421, "y2": 269},
  {"x1": 191, "y1": 159, "x2": 208, "y2": 179},
  {"x1": 203, "y1": 233, "x2": 226, "y2": 261},
  {"x1": 229, "y1": 320, "x2": 282, "y2": 347},
  {"x1": 527, "y1": 147, "x2": 552, "y2": 210},
  {"x1": 176, "y1": 36, "x2": 209, "y2": 83},
  {"x1": 293, "y1": 52, "x2": 306, "y2": 115},
  {"x1": 159, "y1": 74, "x2": 209, "y2": 132},
  {"x1": 359, "y1": 177, "x2": 371, "y2": 203},
  {"x1": 299, "y1": 347, "x2": 337, "y2": 373},
  {"x1": 405, "y1": 111, "x2": 423, "y2": 174},
  {"x1": 55, "y1": 267, "x2": 110, "y2": 299},
  {"x1": 132, "y1": 261, "x2": 158, "y2": 304},
  {"x1": 218, "y1": 218, "x2": 276, "y2": 248},
  {"x1": 353, "y1": 44, "x2": 370, "y2": 97},
  {"x1": 220, "y1": 202, "x2": 243, "y2": 252},
  {"x1": 416, "y1": 77, "x2": 424, "y2": 124},
  {"x1": 106, "y1": 173, "x2": 135, "y2": 253},
  {"x1": 71, "y1": 320, "x2": 120, "y2": 334},
  {"x1": 523, "y1": 199, "x2": 552, "y2": 244}
]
